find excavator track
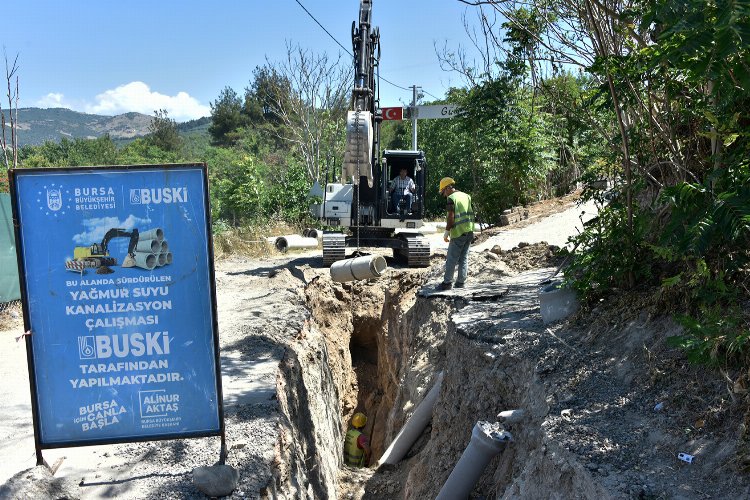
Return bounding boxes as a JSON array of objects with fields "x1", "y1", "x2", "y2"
[
  {"x1": 322, "y1": 232, "x2": 346, "y2": 267},
  {"x1": 398, "y1": 234, "x2": 430, "y2": 268}
]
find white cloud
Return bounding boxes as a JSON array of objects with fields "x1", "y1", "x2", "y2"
[
  {"x1": 36, "y1": 82, "x2": 210, "y2": 121},
  {"x1": 36, "y1": 92, "x2": 73, "y2": 108},
  {"x1": 72, "y1": 215, "x2": 153, "y2": 245}
]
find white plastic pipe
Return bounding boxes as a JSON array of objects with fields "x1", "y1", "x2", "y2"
[
  {"x1": 133, "y1": 251, "x2": 157, "y2": 270},
  {"x1": 274, "y1": 235, "x2": 319, "y2": 253},
  {"x1": 378, "y1": 371, "x2": 444, "y2": 465},
  {"x1": 136, "y1": 238, "x2": 160, "y2": 253},
  {"x1": 497, "y1": 409, "x2": 526, "y2": 425},
  {"x1": 330, "y1": 255, "x2": 387, "y2": 283},
  {"x1": 435, "y1": 421, "x2": 513, "y2": 500},
  {"x1": 140, "y1": 228, "x2": 164, "y2": 242}
]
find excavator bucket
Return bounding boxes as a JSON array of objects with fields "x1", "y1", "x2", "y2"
[
  {"x1": 122, "y1": 255, "x2": 136, "y2": 268},
  {"x1": 342, "y1": 110, "x2": 374, "y2": 187}
]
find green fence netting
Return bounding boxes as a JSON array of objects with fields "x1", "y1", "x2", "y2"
[{"x1": 0, "y1": 193, "x2": 21, "y2": 303}]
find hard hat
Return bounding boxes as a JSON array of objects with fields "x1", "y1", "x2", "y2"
[
  {"x1": 352, "y1": 412, "x2": 367, "y2": 428},
  {"x1": 439, "y1": 177, "x2": 455, "y2": 193}
]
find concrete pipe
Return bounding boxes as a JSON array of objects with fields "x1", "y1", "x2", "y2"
[
  {"x1": 160, "y1": 240, "x2": 169, "y2": 252},
  {"x1": 133, "y1": 251, "x2": 157, "y2": 271},
  {"x1": 330, "y1": 255, "x2": 387, "y2": 283},
  {"x1": 140, "y1": 228, "x2": 164, "y2": 242},
  {"x1": 435, "y1": 421, "x2": 513, "y2": 500},
  {"x1": 274, "y1": 235, "x2": 318, "y2": 253},
  {"x1": 136, "y1": 238, "x2": 161, "y2": 253},
  {"x1": 165, "y1": 252, "x2": 173, "y2": 265},
  {"x1": 378, "y1": 371, "x2": 444, "y2": 466},
  {"x1": 156, "y1": 252, "x2": 167, "y2": 266},
  {"x1": 307, "y1": 228, "x2": 319, "y2": 239}
]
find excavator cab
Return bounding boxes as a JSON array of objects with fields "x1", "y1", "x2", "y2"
[{"x1": 382, "y1": 150, "x2": 426, "y2": 220}]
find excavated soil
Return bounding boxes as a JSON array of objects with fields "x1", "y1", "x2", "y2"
[
  {"x1": 3, "y1": 198, "x2": 750, "y2": 499},
  {"x1": 330, "y1": 244, "x2": 750, "y2": 499}
]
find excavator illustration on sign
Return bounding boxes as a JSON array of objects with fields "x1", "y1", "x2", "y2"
[
  {"x1": 312, "y1": 0, "x2": 430, "y2": 267},
  {"x1": 65, "y1": 228, "x2": 139, "y2": 272}
]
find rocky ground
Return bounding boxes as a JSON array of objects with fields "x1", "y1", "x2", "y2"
[{"x1": 1, "y1": 194, "x2": 749, "y2": 499}]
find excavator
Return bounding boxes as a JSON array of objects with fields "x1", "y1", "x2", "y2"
[
  {"x1": 315, "y1": 0, "x2": 430, "y2": 267},
  {"x1": 65, "y1": 228, "x2": 139, "y2": 272}
]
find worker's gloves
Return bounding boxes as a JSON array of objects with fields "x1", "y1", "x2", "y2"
[{"x1": 443, "y1": 230, "x2": 450, "y2": 243}]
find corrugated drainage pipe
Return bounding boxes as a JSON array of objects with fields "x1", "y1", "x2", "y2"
[
  {"x1": 136, "y1": 238, "x2": 160, "y2": 253},
  {"x1": 330, "y1": 255, "x2": 387, "y2": 283},
  {"x1": 435, "y1": 421, "x2": 513, "y2": 500},
  {"x1": 378, "y1": 371, "x2": 444, "y2": 465},
  {"x1": 274, "y1": 235, "x2": 318, "y2": 253},
  {"x1": 140, "y1": 228, "x2": 164, "y2": 242},
  {"x1": 133, "y1": 251, "x2": 157, "y2": 270}
]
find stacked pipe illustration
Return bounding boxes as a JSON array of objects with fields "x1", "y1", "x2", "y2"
[{"x1": 133, "y1": 228, "x2": 172, "y2": 270}]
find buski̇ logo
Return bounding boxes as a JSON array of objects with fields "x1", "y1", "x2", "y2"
[{"x1": 129, "y1": 187, "x2": 188, "y2": 205}]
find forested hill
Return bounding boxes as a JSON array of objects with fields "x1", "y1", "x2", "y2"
[{"x1": 10, "y1": 107, "x2": 209, "y2": 146}]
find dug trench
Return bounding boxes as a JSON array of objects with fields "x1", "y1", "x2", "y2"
[
  {"x1": 272, "y1": 243, "x2": 750, "y2": 499},
  {"x1": 2, "y1": 242, "x2": 748, "y2": 498}
]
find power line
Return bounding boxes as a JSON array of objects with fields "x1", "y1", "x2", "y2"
[
  {"x1": 380, "y1": 75, "x2": 411, "y2": 92},
  {"x1": 292, "y1": 0, "x2": 439, "y2": 97},
  {"x1": 293, "y1": 0, "x2": 353, "y2": 57}
]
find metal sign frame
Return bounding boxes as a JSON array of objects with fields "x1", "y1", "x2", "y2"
[{"x1": 8, "y1": 163, "x2": 226, "y2": 465}]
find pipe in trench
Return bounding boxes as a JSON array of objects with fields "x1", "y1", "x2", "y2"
[
  {"x1": 377, "y1": 371, "x2": 444, "y2": 466},
  {"x1": 330, "y1": 255, "x2": 387, "y2": 283},
  {"x1": 140, "y1": 228, "x2": 164, "y2": 242},
  {"x1": 275, "y1": 235, "x2": 319, "y2": 253},
  {"x1": 133, "y1": 251, "x2": 157, "y2": 270},
  {"x1": 435, "y1": 420, "x2": 513, "y2": 500}
]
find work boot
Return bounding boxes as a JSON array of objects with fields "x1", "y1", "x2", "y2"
[
  {"x1": 454, "y1": 282, "x2": 465, "y2": 288},
  {"x1": 438, "y1": 282, "x2": 452, "y2": 291}
]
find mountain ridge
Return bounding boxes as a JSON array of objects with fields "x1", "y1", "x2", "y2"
[{"x1": 6, "y1": 107, "x2": 209, "y2": 146}]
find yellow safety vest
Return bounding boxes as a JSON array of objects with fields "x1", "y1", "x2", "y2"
[
  {"x1": 448, "y1": 191, "x2": 475, "y2": 239},
  {"x1": 344, "y1": 429, "x2": 365, "y2": 467}
]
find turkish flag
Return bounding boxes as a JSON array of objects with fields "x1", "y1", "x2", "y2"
[{"x1": 381, "y1": 107, "x2": 403, "y2": 121}]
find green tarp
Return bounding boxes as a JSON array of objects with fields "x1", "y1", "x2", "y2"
[{"x1": 0, "y1": 193, "x2": 21, "y2": 302}]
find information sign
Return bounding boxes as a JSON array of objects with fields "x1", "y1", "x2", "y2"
[{"x1": 9, "y1": 164, "x2": 223, "y2": 449}]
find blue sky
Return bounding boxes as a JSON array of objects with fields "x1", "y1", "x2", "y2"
[{"x1": 3, "y1": 1, "x2": 483, "y2": 121}]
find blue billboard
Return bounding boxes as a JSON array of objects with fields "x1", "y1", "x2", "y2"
[{"x1": 10, "y1": 164, "x2": 223, "y2": 447}]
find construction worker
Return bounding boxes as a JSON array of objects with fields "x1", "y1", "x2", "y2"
[
  {"x1": 389, "y1": 167, "x2": 416, "y2": 214},
  {"x1": 438, "y1": 177, "x2": 474, "y2": 290},
  {"x1": 343, "y1": 412, "x2": 371, "y2": 467}
]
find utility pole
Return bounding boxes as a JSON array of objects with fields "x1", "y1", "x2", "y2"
[{"x1": 410, "y1": 85, "x2": 421, "y2": 150}]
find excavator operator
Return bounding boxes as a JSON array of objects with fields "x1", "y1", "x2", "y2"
[
  {"x1": 389, "y1": 167, "x2": 415, "y2": 214},
  {"x1": 343, "y1": 412, "x2": 371, "y2": 467}
]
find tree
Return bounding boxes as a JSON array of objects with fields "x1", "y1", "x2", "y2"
[
  {"x1": 208, "y1": 86, "x2": 246, "y2": 147},
  {"x1": 147, "y1": 109, "x2": 181, "y2": 152},
  {"x1": 260, "y1": 43, "x2": 350, "y2": 183},
  {"x1": 1, "y1": 52, "x2": 19, "y2": 189}
]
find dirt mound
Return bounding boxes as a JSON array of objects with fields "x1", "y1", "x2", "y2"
[{"x1": 490, "y1": 241, "x2": 564, "y2": 272}]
